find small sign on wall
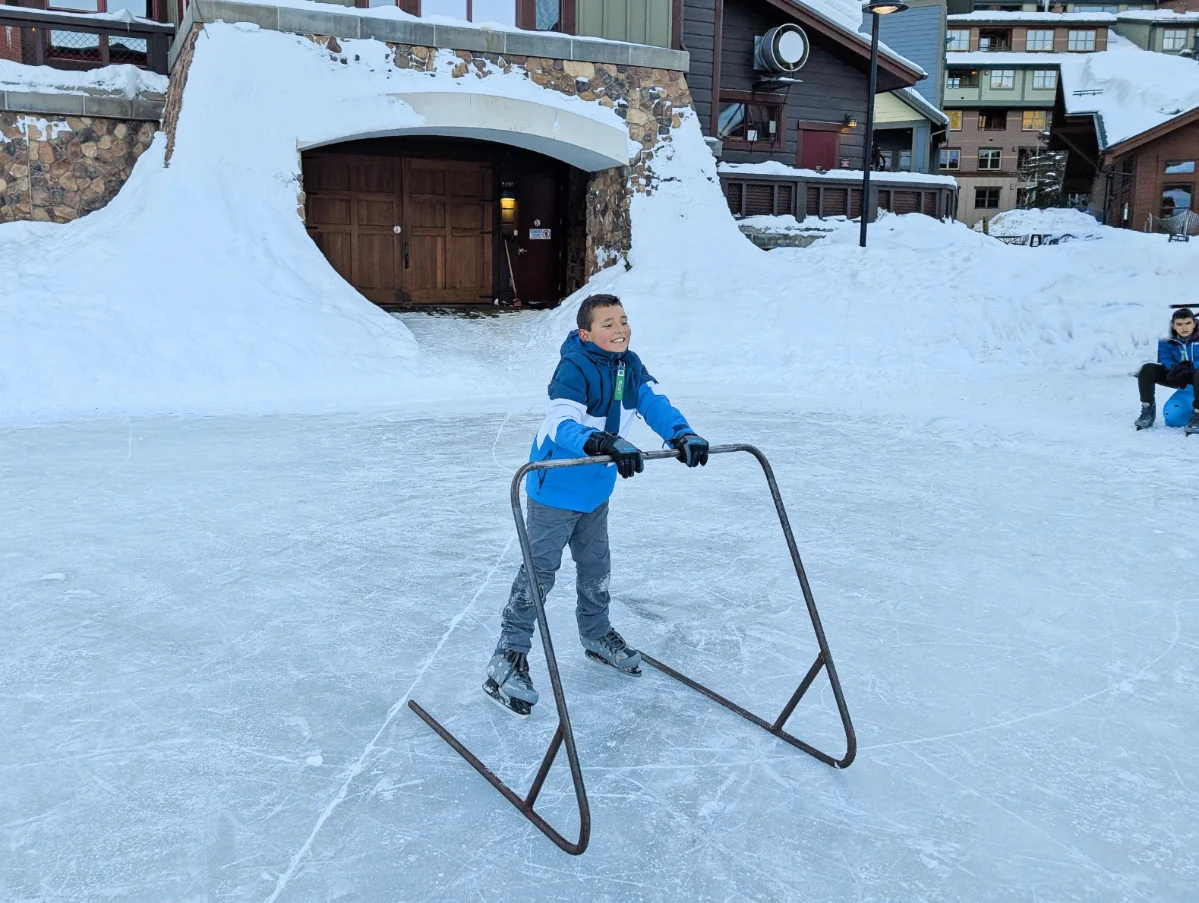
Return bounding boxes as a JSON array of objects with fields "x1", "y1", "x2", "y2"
[{"x1": 529, "y1": 229, "x2": 552, "y2": 240}]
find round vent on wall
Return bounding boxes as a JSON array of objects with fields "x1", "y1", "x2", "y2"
[{"x1": 754, "y1": 23, "x2": 810, "y2": 73}]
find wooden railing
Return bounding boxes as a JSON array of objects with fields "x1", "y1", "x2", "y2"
[
  {"x1": 0, "y1": 2, "x2": 174, "y2": 74},
  {"x1": 720, "y1": 171, "x2": 959, "y2": 223}
]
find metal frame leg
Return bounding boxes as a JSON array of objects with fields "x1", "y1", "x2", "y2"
[{"x1": 408, "y1": 443, "x2": 855, "y2": 858}]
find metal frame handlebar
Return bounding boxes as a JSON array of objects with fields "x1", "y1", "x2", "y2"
[{"x1": 409, "y1": 443, "x2": 856, "y2": 856}]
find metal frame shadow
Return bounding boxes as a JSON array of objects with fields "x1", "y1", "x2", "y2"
[{"x1": 408, "y1": 444, "x2": 856, "y2": 856}]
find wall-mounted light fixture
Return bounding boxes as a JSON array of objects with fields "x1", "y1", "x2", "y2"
[
  {"x1": 843, "y1": 114, "x2": 859, "y2": 129},
  {"x1": 500, "y1": 185, "x2": 518, "y2": 239}
]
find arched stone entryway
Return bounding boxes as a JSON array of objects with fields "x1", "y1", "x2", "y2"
[{"x1": 299, "y1": 93, "x2": 630, "y2": 309}]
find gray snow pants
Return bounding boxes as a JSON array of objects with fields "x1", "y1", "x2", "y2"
[{"x1": 497, "y1": 498, "x2": 612, "y2": 655}]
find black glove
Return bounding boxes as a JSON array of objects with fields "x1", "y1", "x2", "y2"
[
  {"x1": 1169, "y1": 361, "x2": 1196, "y2": 385},
  {"x1": 670, "y1": 433, "x2": 709, "y2": 468},
  {"x1": 584, "y1": 431, "x2": 644, "y2": 479}
]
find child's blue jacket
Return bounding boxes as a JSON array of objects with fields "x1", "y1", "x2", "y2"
[
  {"x1": 1158, "y1": 336, "x2": 1199, "y2": 369},
  {"x1": 526, "y1": 331, "x2": 692, "y2": 513}
]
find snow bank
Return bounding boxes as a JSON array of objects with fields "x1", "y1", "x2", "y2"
[
  {"x1": 535, "y1": 117, "x2": 1199, "y2": 400},
  {"x1": 3, "y1": 18, "x2": 1199, "y2": 424},
  {"x1": 0, "y1": 59, "x2": 167, "y2": 97},
  {"x1": 987, "y1": 207, "x2": 1105, "y2": 239}
]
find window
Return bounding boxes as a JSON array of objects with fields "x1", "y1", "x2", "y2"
[
  {"x1": 1163, "y1": 29, "x2": 1189, "y2": 52},
  {"x1": 409, "y1": 0, "x2": 568, "y2": 30},
  {"x1": 989, "y1": 69, "x2": 1016, "y2": 90},
  {"x1": 940, "y1": 148, "x2": 961, "y2": 170},
  {"x1": 1032, "y1": 69, "x2": 1057, "y2": 90},
  {"x1": 948, "y1": 109, "x2": 963, "y2": 130},
  {"x1": 947, "y1": 29, "x2": 970, "y2": 51},
  {"x1": 947, "y1": 69, "x2": 980, "y2": 89},
  {"x1": 717, "y1": 98, "x2": 782, "y2": 145},
  {"x1": 975, "y1": 187, "x2": 1002, "y2": 209},
  {"x1": 1162, "y1": 184, "x2": 1194, "y2": 218},
  {"x1": 421, "y1": 0, "x2": 514, "y2": 25},
  {"x1": 979, "y1": 110, "x2": 1008, "y2": 130},
  {"x1": 1022, "y1": 110, "x2": 1048, "y2": 131},
  {"x1": 1165, "y1": 161, "x2": 1197, "y2": 175},
  {"x1": 1017, "y1": 186, "x2": 1037, "y2": 207},
  {"x1": 979, "y1": 148, "x2": 1003, "y2": 170},
  {"x1": 1067, "y1": 29, "x2": 1097, "y2": 51},
  {"x1": 1026, "y1": 29, "x2": 1054, "y2": 52},
  {"x1": 979, "y1": 29, "x2": 1012, "y2": 51},
  {"x1": 1017, "y1": 147, "x2": 1038, "y2": 169}
]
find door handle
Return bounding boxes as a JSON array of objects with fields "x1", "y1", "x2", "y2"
[{"x1": 404, "y1": 242, "x2": 410, "y2": 269}]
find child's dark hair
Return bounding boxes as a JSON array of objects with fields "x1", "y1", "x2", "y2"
[{"x1": 577, "y1": 293, "x2": 623, "y2": 331}]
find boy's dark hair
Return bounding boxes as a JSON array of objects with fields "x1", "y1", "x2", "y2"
[{"x1": 577, "y1": 294, "x2": 623, "y2": 332}]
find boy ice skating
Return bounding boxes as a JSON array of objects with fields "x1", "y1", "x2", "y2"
[
  {"x1": 1135, "y1": 307, "x2": 1199, "y2": 433},
  {"x1": 484, "y1": 293, "x2": 709, "y2": 717}
]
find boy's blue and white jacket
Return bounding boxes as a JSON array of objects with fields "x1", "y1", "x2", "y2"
[
  {"x1": 527, "y1": 330, "x2": 692, "y2": 513},
  {"x1": 1158, "y1": 334, "x2": 1199, "y2": 369}
]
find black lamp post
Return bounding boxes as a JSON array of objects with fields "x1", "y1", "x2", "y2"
[{"x1": 860, "y1": 0, "x2": 909, "y2": 248}]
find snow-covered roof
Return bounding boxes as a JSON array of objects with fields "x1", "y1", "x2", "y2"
[
  {"x1": 719, "y1": 160, "x2": 959, "y2": 186},
  {"x1": 946, "y1": 51, "x2": 1065, "y2": 67},
  {"x1": 896, "y1": 87, "x2": 950, "y2": 125},
  {"x1": 1116, "y1": 10, "x2": 1199, "y2": 25},
  {"x1": 947, "y1": 11, "x2": 1116, "y2": 24},
  {"x1": 1059, "y1": 43, "x2": 1199, "y2": 150}
]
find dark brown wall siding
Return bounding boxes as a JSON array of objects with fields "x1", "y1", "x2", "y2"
[
  {"x1": 682, "y1": 0, "x2": 717, "y2": 139},
  {"x1": 718, "y1": 0, "x2": 868, "y2": 167}
]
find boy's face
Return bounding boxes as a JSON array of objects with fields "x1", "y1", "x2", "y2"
[
  {"x1": 1177, "y1": 317, "x2": 1196, "y2": 339},
  {"x1": 580, "y1": 304, "x2": 631, "y2": 353}
]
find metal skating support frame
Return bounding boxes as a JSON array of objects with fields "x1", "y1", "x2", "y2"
[{"x1": 408, "y1": 444, "x2": 856, "y2": 856}]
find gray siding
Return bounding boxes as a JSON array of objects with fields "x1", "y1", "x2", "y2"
[
  {"x1": 576, "y1": 0, "x2": 674, "y2": 49},
  {"x1": 719, "y1": 0, "x2": 871, "y2": 167},
  {"x1": 875, "y1": 2, "x2": 945, "y2": 107}
]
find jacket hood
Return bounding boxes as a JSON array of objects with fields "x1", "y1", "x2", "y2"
[{"x1": 560, "y1": 329, "x2": 627, "y2": 362}]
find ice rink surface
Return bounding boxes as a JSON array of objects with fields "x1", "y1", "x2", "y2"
[{"x1": 2, "y1": 400, "x2": 1196, "y2": 901}]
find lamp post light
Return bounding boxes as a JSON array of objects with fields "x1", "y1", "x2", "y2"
[{"x1": 859, "y1": 0, "x2": 909, "y2": 248}]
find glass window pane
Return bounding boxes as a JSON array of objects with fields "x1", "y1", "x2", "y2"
[
  {"x1": 106, "y1": 0, "x2": 149, "y2": 16},
  {"x1": 1163, "y1": 185, "x2": 1194, "y2": 216},
  {"x1": 423, "y1": 0, "x2": 468, "y2": 19},
  {"x1": 717, "y1": 103, "x2": 745, "y2": 139},
  {"x1": 1166, "y1": 161, "x2": 1197, "y2": 175},
  {"x1": 473, "y1": 0, "x2": 516, "y2": 25},
  {"x1": 535, "y1": 0, "x2": 560, "y2": 30}
]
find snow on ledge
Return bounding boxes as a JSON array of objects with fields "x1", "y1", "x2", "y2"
[
  {"x1": 719, "y1": 161, "x2": 959, "y2": 187},
  {"x1": 947, "y1": 11, "x2": 1117, "y2": 23},
  {"x1": 0, "y1": 59, "x2": 168, "y2": 98}
]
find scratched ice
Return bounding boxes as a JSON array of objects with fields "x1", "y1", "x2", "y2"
[{"x1": 2, "y1": 392, "x2": 1197, "y2": 901}]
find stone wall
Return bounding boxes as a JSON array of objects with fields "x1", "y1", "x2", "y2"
[
  {"x1": 162, "y1": 23, "x2": 201, "y2": 167},
  {"x1": 0, "y1": 112, "x2": 157, "y2": 224}
]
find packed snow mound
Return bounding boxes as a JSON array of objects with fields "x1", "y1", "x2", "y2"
[
  {"x1": 0, "y1": 59, "x2": 167, "y2": 97},
  {"x1": 540, "y1": 119, "x2": 1199, "y2": 396},
  {"x1": 987, "y1": 207, "x2": 1106, "y2": 239},
  {"x1": 0, "y1": 22, "x2": 627, "y2": 423}
]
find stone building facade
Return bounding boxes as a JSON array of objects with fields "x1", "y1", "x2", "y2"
[{"x1": 0, "y1": 108, "x2": 158, "y2": 224}]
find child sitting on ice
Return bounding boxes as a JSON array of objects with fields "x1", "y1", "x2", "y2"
[
  {"x1": 1135, "y1": 307, "x2": 1199, "y2": 433},
  {"x1": 483, "y1": 293, "x2": 709, "y2": 717}
]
